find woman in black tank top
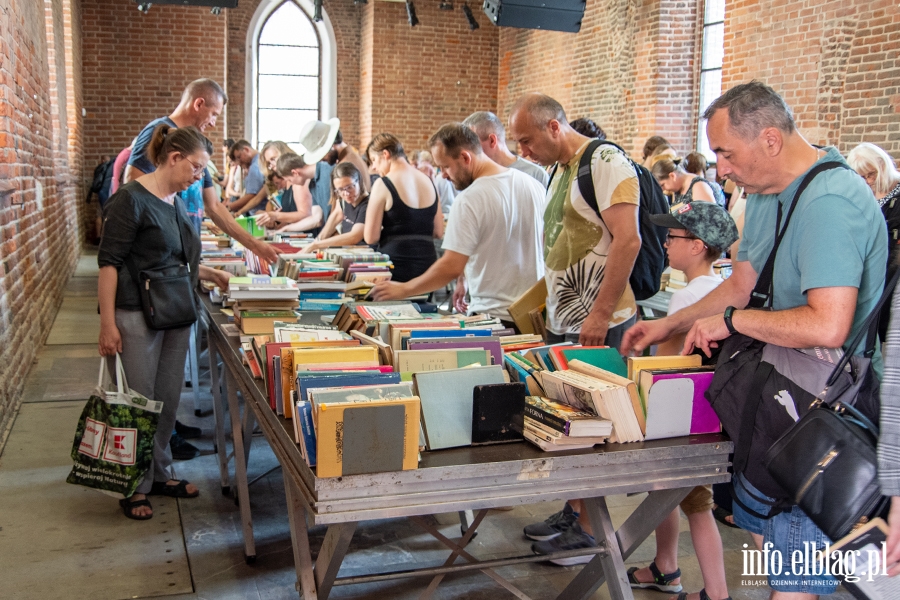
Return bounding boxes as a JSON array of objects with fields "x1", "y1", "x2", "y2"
[{"x1": 364, "y1": 133, "x2": 442, "y2": 283}]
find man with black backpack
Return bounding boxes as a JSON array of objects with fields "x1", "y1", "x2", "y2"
[
  {"x1": 509, "y1": 93, "x2": 666, "y2": 349},
  {"x1": 623, "y1": 81, "x2": 887, "y2": 600},
  {"x1": 509, "y1": 93, "x2": 649, "y2": 563}
]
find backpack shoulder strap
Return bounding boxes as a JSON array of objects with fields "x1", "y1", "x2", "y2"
[
  {"x1": 547, "y1": 164, "x2": 559, "y2": 190},
  {"x1": 576, "y1": 139, "x2": 604, "y2": 217}
]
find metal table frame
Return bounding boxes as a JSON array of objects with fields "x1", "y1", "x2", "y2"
[{"x1": 202, "y1": 298, "x2": 732, "y2": 599}]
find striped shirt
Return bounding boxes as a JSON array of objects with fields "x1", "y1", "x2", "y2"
[{"x1": 879, "y1": 284, "x2": 900, "y2": 495}]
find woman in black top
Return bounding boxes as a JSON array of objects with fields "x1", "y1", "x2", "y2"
[
  {"x1": 364, "y1": 133, "x2": 443, "y2": 282},
  {"x1": 98, "y1": 125, "x2": 230, "y2": 520},
  {"x1": 651, "y1": 158, "x2": 717, "y2": 206},
  {"x1": 307, "y1": 162, "x2": 370, "y2": 252}
]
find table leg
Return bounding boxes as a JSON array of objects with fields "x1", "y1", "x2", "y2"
[
  {"x1": 411, "y1": 512, "x2": 532, "y2": 600},
  {"x1": 225, "y1": 367, "x2": 256, "y2": 562},
  {"x1": 314, "y1": 523, "x2": 357, "y2": 600},
  {"x1": 207, "y1": 334, "x2": 230, "y2": 493},
  {"x1": 555, "y1": 488, "x2": 690, "y2": 600},
  {"x1": 285, "y1": 475, "x2": 318, "y2": 600},
  {"x1": 241, "y1": 396, "x2": 255, "y2": 467},
  {"x1": 458, "y1": 510, "x2": 476, "y2": 536},
  {"x1": 189, "y1": 321, "x2": 201, "y2": 415}
]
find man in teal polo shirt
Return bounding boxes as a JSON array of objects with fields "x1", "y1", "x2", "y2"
[{"x1": 622, "y1": 81, "x2": 886, "y2": 600}]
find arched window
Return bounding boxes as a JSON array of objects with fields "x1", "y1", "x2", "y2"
[{"x1": 247, "y1": 0, "x2": 337, "y2": 151}]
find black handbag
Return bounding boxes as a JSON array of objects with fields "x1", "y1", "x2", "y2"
[
  {"x1": 706, "y1": 162, "x2": 855, "y2": 508},
  {"x1": 763, "y1": 268, "x2": 900, "y2": 540},
  {"x1": 125, "y1": 197, "x2": 198, "y2": 331}
]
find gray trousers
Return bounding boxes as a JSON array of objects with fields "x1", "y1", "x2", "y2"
[{"x1": 114, "y1": 309, "x2": 192, "y2": 495}]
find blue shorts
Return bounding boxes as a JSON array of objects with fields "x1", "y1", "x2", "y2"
[{"x1": 732, "y1": 473, "x2": 839, "y2": 595}]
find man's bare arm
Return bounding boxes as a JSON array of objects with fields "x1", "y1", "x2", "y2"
[
  {"x1": 579, "y1": 202, "x2": 641, "y2": 345},
  {"x1": 685, "y1": 285, "x2": 859, "y2": 356},
  {"x1": 123, "y1": 164, "x2": 144, "y2": 184},
  {"x1": 202, "y1": 187, "x2": 278, "y2": 264}
]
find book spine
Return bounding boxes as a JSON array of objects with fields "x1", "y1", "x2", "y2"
[
  {"x1": 298, "y1": 402, "x2": 317, "y2": 467},
  {"x1": 524, "y1": 404, "x2": 570, "y2": 435}
]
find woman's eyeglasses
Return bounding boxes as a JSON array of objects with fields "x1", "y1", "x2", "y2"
[
  {"x1": 183, "y1": 156, "x2": 207, "y2": 176},
  {"x1": 335, "y1": 183, "x2": 358, "y2": 196}
]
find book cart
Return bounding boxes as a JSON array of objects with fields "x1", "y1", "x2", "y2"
[{"x1": 201, "y1": 297, "x2": 733, "y2": 600}]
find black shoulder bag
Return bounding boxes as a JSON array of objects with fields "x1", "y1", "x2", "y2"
[
  {"x1": 705, "y1": 161, "x2": 872, "y2": 518},
  {"x1": 125, "y1": 197, "x2": 199, "y2": 330},
  {"x1": 764, "y1": 268, "x2": 899, "y2": 540}
]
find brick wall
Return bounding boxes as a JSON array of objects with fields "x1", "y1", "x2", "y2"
[
  {"x1": 496, "y1": 0, "x2": 698, "y2": 160},
  {"x1": 64, "y1": 0, "x2": 86, "y2": 238},
  {"x1": 362, "y1": 1, "x2": 498, "y2": 152},
  {"x1": 0, "y1": 0, "x2": 81, "y2": 447},
  {"x1": 81, "y1": 0, "x2": 226, "y2": 175},
  {"x1": 723, "y1": 0, "x2": 900, "y2": 159}
]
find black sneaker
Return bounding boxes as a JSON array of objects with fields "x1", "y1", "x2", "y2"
[
  {"x1": 531, "y1": 522, "x2": 598, "y2": 566},
  {"x1": 170, "y1": 433, "x2": 200, "y2": 460},
  {"x1": 523, "y1": 503, "x2": 578, "y2": 541},
  {"x1": 175, "y1": 420, "x2": 202, "y2": 439}
]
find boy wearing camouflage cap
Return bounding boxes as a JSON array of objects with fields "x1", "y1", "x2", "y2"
[{"x1": 627, "y1": 200, "x2": 738, "y2": 600}]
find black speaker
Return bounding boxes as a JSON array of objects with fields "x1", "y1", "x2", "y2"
[
  {"x1": 482, "y1": 0, "x2": 586, "y2": 33},
  {"x1": 137, "y1": 0, "x2": 239, "y2": 7}
]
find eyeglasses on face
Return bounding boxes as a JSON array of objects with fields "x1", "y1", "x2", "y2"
[
  {"x1": 666, "y1": 233, "x2": 696, "y2": 243},
  {"x1": 335, "y1": 183, "x2": 358, "y2": 195},
  {"x1": 182, "y1": 155, "x2": 207, "y2": 176}
]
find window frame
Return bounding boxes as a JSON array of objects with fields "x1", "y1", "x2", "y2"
[
  {"x1": 245, "y1": 0, "x2": 337, "y2": 149},
  {"x1": 695, "y1": 0, "x2": 725, "y2": 162}
]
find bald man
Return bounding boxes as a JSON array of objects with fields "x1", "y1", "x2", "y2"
[
  {"x1": 510, "y1": 93, "x2": 641, "y2": 565},
  {"x1": 124, "y1": 78, "x2": 277, "y2": 264}
]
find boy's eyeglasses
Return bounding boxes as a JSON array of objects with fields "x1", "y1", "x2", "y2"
[{"x1": 666, "y1": 233, "x2": 696, "y2": 242}]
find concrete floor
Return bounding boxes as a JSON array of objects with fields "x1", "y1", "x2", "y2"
[{"x1": 0, "y1": 249, "x2": 854, "y2": 600}]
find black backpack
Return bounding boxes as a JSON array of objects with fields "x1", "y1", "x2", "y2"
[
  {"x1": 87, "y1": 158, "x2": 115, "y2": 205},
  {"x1": 549, "y1": 139, "x2": 669, "y2": 300}
]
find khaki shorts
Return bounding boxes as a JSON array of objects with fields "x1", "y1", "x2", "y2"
[{"x1": 679, "y1": 484, "x2": 714, "y2": 515}]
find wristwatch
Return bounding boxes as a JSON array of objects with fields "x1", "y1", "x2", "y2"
[{"x1": 723, "y1": 306, "x2": 738, "y2": 335}]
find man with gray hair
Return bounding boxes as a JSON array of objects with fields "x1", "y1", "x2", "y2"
[
  {"x1": 623, "y1": 81, "x2": 886, "y2": 600},
  {"x1": 464, "y1": 111, "x2": 549, "y2": 186},
  {"x1": 124, "y1": 78, "x2": 278, "y2": 265}
]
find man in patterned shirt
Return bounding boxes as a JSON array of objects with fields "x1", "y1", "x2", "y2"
[
  {"x1": 509, "y1": 93, "x2": 642, "y2": 563},
  {"x1": 509, "y1": 93, "x2": 641, "y2": 349}
]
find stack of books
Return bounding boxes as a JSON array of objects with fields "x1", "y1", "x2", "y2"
[
  {"x1": 523, "y1": 396, "x2": 613, "y2": 451},
  {"x1": 627, "y1": 355, "x2": 719, "y2": 440},
  {"x1": 227, "y1": 276, "x2": 300, "y2": 334},
  {"x1": 294, "y1": 381, "x2": 421, "y2": 477}
]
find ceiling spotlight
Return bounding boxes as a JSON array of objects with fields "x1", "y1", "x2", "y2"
[
  {"x1": 313, "y1": 0, "x2": 322, "y2": 21},
  {"x1": 353, "y1": 0, "x2": 367, "y2": 4},
  {"x1": 439, "y1": 1, "x2": 453, "y2": 9},
  {"x1": 406, "y1": 1, "x2": 419, "y2": 27},
  {"x1": 210, "y1": 6, "x2": 221, "y2": 15},
  {"x1": 463, "y1": 2, "x2": 479, "y2": 30},
  {"x1": 136, "y1": 2, "x2": 151, "y2": 13}
]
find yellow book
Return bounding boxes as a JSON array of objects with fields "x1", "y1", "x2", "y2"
[
  {"x1": 291, "y1": 346, "x2": 379, "y2": 369},
  {"x1": 627, "y1": 354, "x2": 702, "y2": 382},
  {"x1": 507, "y1": 278, "x2": 547, "y2": 335},
  {"x1": 316, "y1": 397, "x2": 420, "y2": 478}
]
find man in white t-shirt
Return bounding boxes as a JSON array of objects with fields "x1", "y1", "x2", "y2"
[{"x1": 370, "y1": 123, "x2": 546, "y2": 321}]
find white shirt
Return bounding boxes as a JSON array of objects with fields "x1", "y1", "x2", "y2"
[
  {"x1": 667, "y1": 275, "x2": 724, "y2": 315},
  {"x1": 442, "y1": 169, "x2": 546, "y2": 319}
]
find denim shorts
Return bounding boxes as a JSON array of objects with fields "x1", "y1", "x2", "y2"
[{"x1": 732, "y1": 473, "x2": 839, "y2": 595}]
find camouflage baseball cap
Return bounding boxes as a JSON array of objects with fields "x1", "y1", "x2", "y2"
[{"x1": 650, "y1": 201, "x2": 739, "y2": 249}]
